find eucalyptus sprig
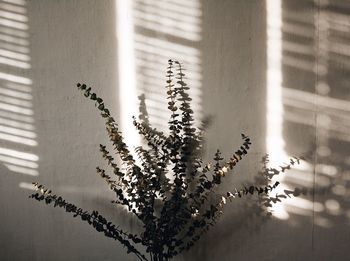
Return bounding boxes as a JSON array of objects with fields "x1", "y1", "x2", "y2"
[{"x1": 31, "y1": 60, "x2": 301, "y2": 261}]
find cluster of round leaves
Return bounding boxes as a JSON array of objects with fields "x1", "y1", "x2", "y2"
[
  {"x1": 30, "y1": 183, "x2": 147, "y2": 261},
  {"x1": 31, "y1": 60, "x2": 302, "y2": 261}
]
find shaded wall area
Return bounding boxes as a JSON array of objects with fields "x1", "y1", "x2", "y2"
[{"x1": 187, "y1": 0, "x2": 267, "y2": 260}]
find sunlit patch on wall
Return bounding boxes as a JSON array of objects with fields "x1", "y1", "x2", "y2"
[
  {"x1": 133, "y1": 0, "x2": 201, "y2": 42},
  {"x1": 266, "y1": 0, "x2": 287, "y2": 166},
  {"x1": 0, "y1": 0, "x2": 38, "y2": 188},
  {"x1": 116, "y1": 0, "x2": 203, "y2": 146},
  {"x1": 266, "y1": 0, "x2": 292, "y2": 221}
]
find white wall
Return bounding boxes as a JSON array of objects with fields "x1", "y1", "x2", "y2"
[{"x1": 0, "y1": 0, "x2": 349, "y2": 260}]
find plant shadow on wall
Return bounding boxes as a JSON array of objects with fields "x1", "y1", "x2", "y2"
[{"x1": 30, "y1": 60, "x2": 303, "y2": 261}]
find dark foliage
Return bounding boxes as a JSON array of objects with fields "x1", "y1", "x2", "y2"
[{"x1": 30, "y1": 60, "x2": 301, "y2": 261}]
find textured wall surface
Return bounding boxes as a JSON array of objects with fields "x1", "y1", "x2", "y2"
[{"x1": 0, "y1": 0, "x2": 349, "y2": 260}]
